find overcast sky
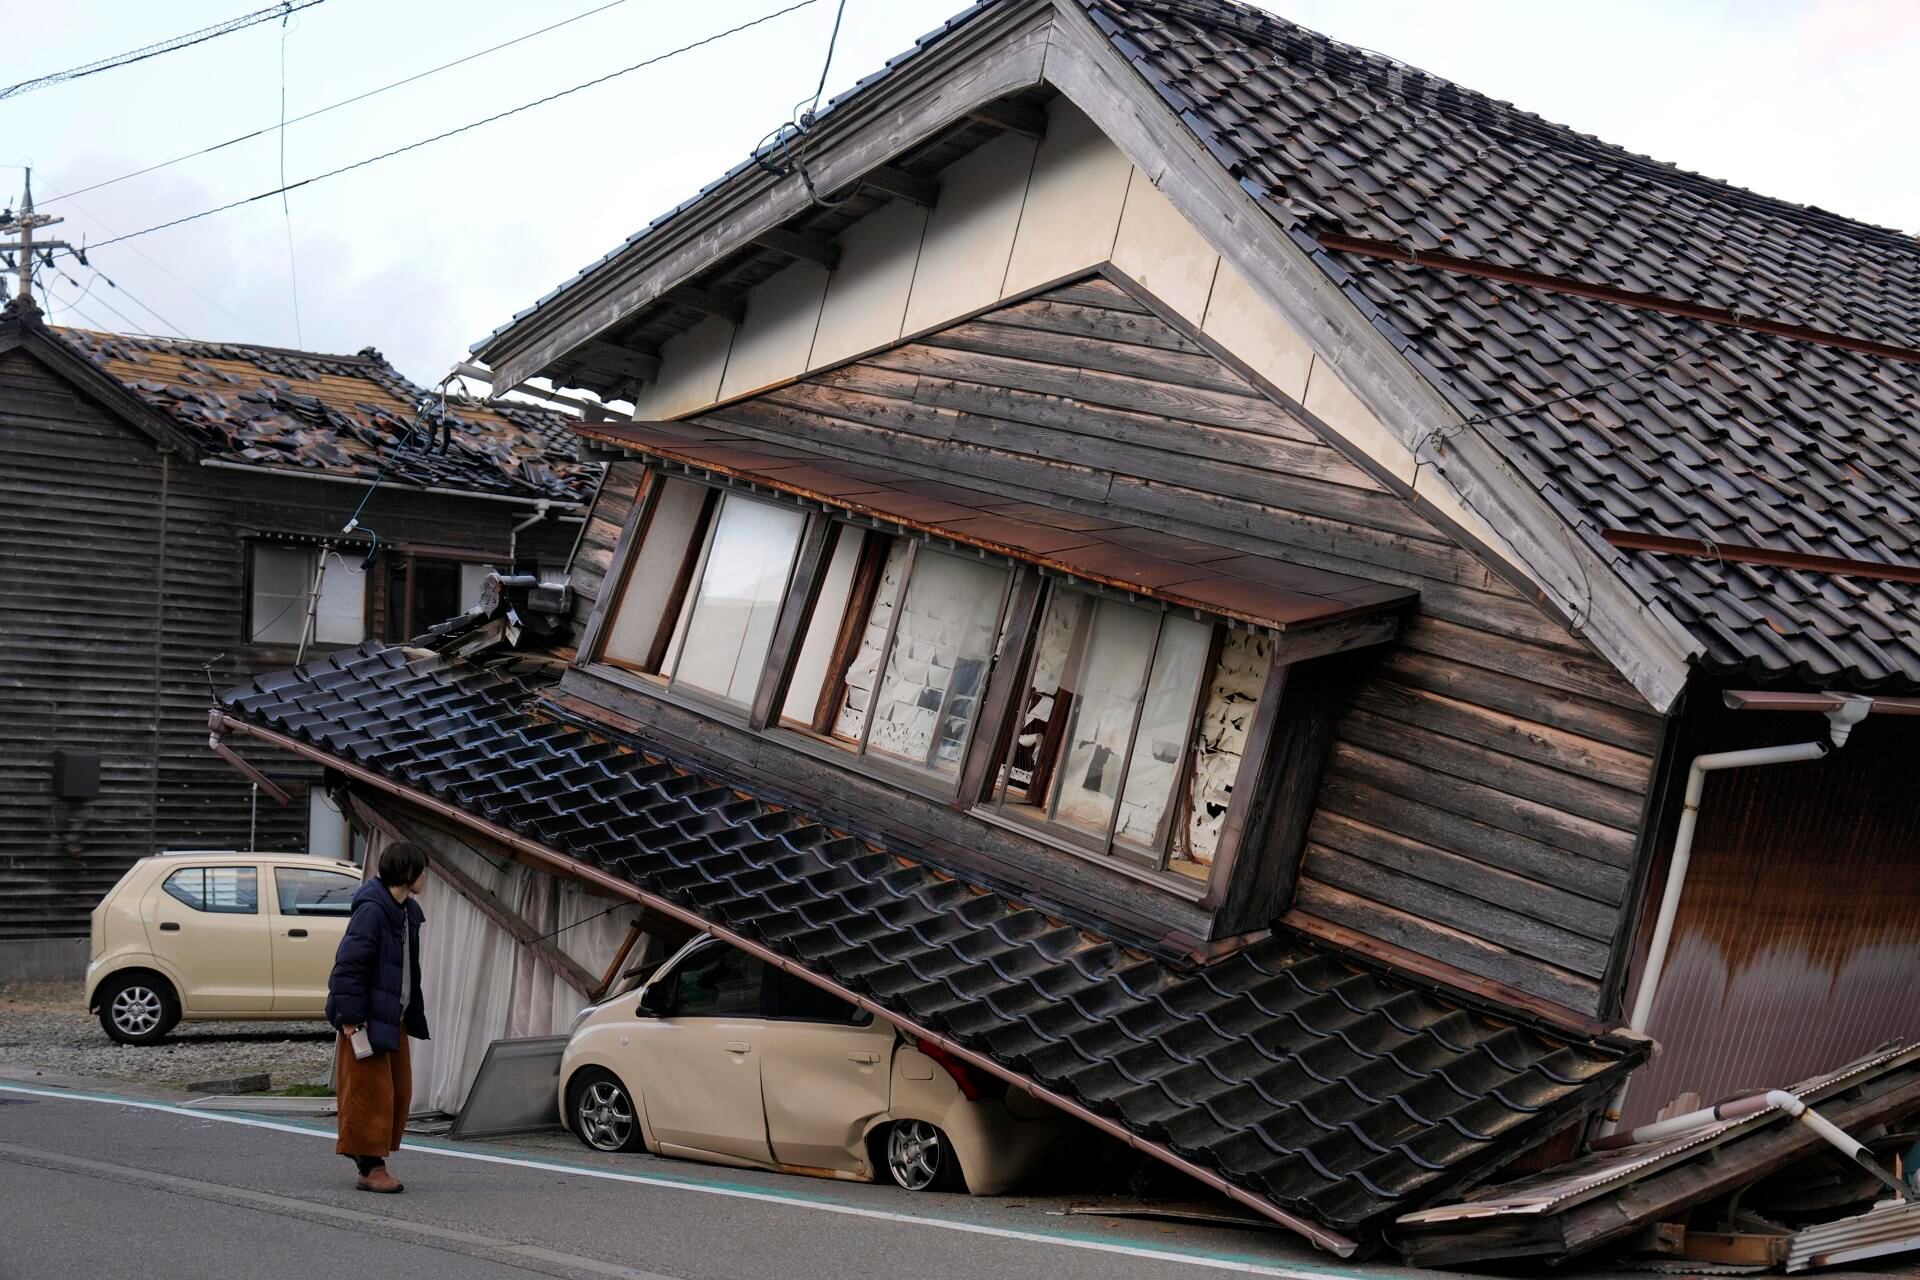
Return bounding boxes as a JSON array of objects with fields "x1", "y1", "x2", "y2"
[{"x1": 13, "y1": 0, "x2": 1916, "y2": 387}]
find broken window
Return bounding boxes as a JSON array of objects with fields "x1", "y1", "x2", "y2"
[
  {"x1": 601, "y1": 480, "x2": 806, "y2": 709},
  {"x1": 988, "y1": 587, "x2": 1268, "y2": 883},
  {"x1": 386, "y1": 554, "x2": 498, "y2": 639},
  {"x1": 248, "y1": 543, "x2": 367, "y2": 646},
  {"x1": 779, "y1": 527, "x2": 1011, "y2": 786}
]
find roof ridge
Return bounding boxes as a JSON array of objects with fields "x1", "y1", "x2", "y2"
[{"x1": 1103, "y1": 0, "x2": 1920, "y2": 252}]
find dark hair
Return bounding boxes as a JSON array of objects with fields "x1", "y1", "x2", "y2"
[{"x1": 378, "y1": 841, "x2": 429, "y2": 887}]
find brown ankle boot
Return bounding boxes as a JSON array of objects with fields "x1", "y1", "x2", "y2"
[{"x1": 356, "y1": 1165, "x2": 403, "y2": 1194}]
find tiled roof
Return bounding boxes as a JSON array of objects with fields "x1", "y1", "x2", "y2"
[
  {"x1": 1084, "y1": 0, "x2": 1920, "y2": 690},
  {"x1": 54, "y1": 327, "x2": 597, "y2": 503},
  {"x1": 218, "y1": 636, "x2": 1642, "y2": 1247},
  {"x1": 579, "y1": 417, "x2": 1413, "y2": 631}
]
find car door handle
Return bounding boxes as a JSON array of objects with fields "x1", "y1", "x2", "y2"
[
  {"x1": 847, "y1": 1051, "x2": 880, "y2": 1065},
  {"x1": 286, "y1": 928, "x2": 308, "y2": 938},
  {"x1": 158, "y1": 922, "x2": 180, "y2": 932},
  {"x1": 724, "y1": 1041, "x2": 750, "y2": 1054}
]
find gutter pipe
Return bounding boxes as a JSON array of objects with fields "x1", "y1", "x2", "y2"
[
  {"x1": 1593, "y1": 1088, "x2": 1909, "y2": 1201},
  {"x1": 197, "y1": 458, "x2": 587, "y2": 513},
  {"x1": 508, "y1": 498, "x2": 552, "y2": 564},
  {"x1": 1600, "y1": 696, "x2": 1875, "y2": 1137}
]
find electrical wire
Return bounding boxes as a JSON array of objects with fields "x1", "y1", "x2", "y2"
[
  {"x1": 278, "y1": 8, "x2": 305, "y2": 346},
  {"x1": 1, "y1": 0, "x2": 328, "y2": 102},
  {"x1": 36, "y1": 180, "x2": 272, "y2": 339},
  {"x1": 754, "y1": 0, "x2": 855, "y2": 210},
  {"x1": 45, "y1": 0, "x2": 634, "y2": 208},
  {"x1": 52, "y1": 249, "x2": 193, "y2": 338},
  {"x1": 85, "y1": 0, "x2": 824, "y2": 252}
]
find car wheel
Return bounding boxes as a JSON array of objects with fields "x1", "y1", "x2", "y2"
[
  {"x1": 884, "y1": 1119, "x2": 963, "y2": 1193},
  {"x1": 569, "y1": 1069, "x2": 646, "y2": 1154},
  {"x1": 98, "y1": 974, "x2": 179, "y2": 1045}
]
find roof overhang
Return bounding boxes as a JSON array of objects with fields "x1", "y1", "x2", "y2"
[
  {"x1": 579, "y1": 415, "x2": 1413, "y2": 646},
  {"x1": 0, "y1": 316, "x2": 207, "y2": 459}
]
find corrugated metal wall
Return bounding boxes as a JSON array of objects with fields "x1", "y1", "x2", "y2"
[{"x1": 1625, "y1": 708, "x2": 1920, "y2": 1125}]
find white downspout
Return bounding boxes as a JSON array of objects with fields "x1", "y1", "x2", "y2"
[
  {"x1": 508, "y1": 498, "x2": 551, "y2": 564},
  {"x1": 1599, "y1": 698, "x2": 1872, "y2": 1138}
]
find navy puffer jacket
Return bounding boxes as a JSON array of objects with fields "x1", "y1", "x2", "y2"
[{"x1": 326, "y1": 878, "x2": 429, "y2": 1053}]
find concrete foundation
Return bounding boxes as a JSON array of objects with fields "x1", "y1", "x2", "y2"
[{"x1": 0, "y1": 937, "x2": 89, "y2": 987}]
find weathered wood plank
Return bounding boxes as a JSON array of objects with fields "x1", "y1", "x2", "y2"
[{"x1": 923, "y1": 318, "x2": 1253, "y2": 395}]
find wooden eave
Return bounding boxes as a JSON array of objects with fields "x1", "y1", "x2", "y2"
[{"x1": 473, "y1": 0, "x2": 1057, "y2": 396}]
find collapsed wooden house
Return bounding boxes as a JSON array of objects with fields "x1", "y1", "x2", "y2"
[
  {"x1": 211, "y1": 0, "x2": 1920, "y2": 1257},
  {"x1": 0, "y1": 303, "x2": 595, "y2": 977}
]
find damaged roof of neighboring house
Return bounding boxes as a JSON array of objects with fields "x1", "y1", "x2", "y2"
[
  {"x1": 1083, "y1": 0, "x2": 1920, "y2": 690},
  {"x1": 214, "y1": 631, "x2": 1643, "y2": 1253},
  {"x1": 53, "y1": 327, "x2": 597, "y2": 503}
]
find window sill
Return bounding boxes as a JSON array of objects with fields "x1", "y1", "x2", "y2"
[
  {"x1": 586, "y1": 663, "x2": 756, "y2": 734},
  {"x1": 764, "y1": 725, "x2": 968, "y2": 810},
  {"x1": 967, "y1": 805, "x2": 1213, "y2": 904}
]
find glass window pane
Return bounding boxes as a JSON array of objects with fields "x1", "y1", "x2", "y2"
[
  {"x1": 602, "y1": 478, "x2": 711, "y2": 669},
  {"x1": 458, "y1": 563, "x2": 497, "y2": 609},
  {"x1": 865, "y1": 550, "x2": 1007, "y2": 776},
  {"x1": 1001, "y1": 589, "x2": 1093, "y2": 809},
  {"x1": 250, "y1": 545, "x2": 310, "y2": 644},
  {"x1": 275, "y1": 868, "x2": 359, "y2": 916},
  {"x1": 670, "y1": 495, "x2": 806, "y2": 704},
  {"x1": 1113, "y1": 615, "x2": 1212, "y2": 856},
  {"x1": 314, "y1": 555, "x2": 367, "y2": 644},
  {"x1": 163, "y1": 867, "x2": 205, "y2": 910},
  {"x1": 1051, "y1": 598, "x2": 1159, "y2": 839},
  {"x1": 780, "y1": 526, "x2": 869, "y2": 727},
  {"x1": 773, "y1": 969, "x2": 867, "y2": 1024},
  {"x1": 1170, "y1": 630, "x2": 1273, "y2": 881},
  {"x1": 671, "y1": 943, "x2": 763, "y2": 1017},
  {"x1": 203, "y1": 867, "x2": 259, "y2": 914},
  {"x1": 830, "y1": 538, "x2": 911, "y2": 742}
]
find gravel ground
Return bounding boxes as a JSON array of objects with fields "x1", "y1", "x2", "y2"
[{"x1": 0, "y1": 983, "x2": 334, "y2": 1091}]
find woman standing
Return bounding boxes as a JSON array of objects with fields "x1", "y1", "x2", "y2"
[{"x1": 327, "y1": 840, "x2": 431, "y2": 1193}]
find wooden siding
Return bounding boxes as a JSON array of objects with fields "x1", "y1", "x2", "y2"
[
  {"x1": 596, "y1": 273, "x2": 1660, "y2": 1015},
  {"x1": 0, "y1": 344, "x2": 579, "y2": 940}
]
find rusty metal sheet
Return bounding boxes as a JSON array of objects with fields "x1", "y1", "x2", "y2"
[{"x1": 577, "y1": 418, "x2": 1414, "y2": 633}]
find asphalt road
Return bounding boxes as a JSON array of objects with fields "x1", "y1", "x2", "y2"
[{"x1": 0, "y1": 1082, "x2": 1407, "y2": 1280}]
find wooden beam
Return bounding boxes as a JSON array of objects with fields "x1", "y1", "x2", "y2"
[
  {"x1": 859, "y1": 165, "x2": 938, "y2": 208},
  {"x1": 593, "y1": 919, "x2": 646, "y2": 999},
  {"x1": 420, "y1": 837, "x2": 600, "y2": 999},
  {"x1": 750, "y1": 227, "x2": 840, "y2": 270},
  {"x1": 575, "y1": 339, "x2": 661, "y2": 384},
  {"x1": 668, "y1": 284, "x2": 745, "y2": 325},
  {"x1": 749, "y1": 513, "x2": 836, "y2": 728},
  {"x1": 967, "y1": 97, "x2": 1047, "y2": 139},
  {"x1": 1270, "y1": 610, "x2": 1401, "y2": 664}
]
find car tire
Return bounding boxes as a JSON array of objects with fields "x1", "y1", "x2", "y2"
[
  {"x1": 97, "y1": 973, "x2": 180, "y2": 1045},
  {"x1": 882, "y1": 1119, "x2": 964, "y2": 1193},
  {"x1": 568, "y1": 1068, "x2": 647, "y2": 1154}
]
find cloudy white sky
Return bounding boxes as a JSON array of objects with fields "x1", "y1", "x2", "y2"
[{"x1": 13, "y1": 0, "x2": 1917, "y2": 386}]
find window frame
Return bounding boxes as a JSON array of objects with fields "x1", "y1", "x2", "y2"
[
  {"x1": 587, "y1": 466, "x2": 1288, "y2": 905},
  {"x1": 161, "y1": 865, "x2": 261, "y2": 915},
  {"x1": 767, "y1": 528, "x2": 1017, "y2": 798},
  {"x1": 243, "y1": 538, "x2": 371, "y2": 650},
  {"x1": 271, "y1": 866, "x2": 360, "y2": 918},
  {"x1": 385, "y1": 545, "x2": 504, "y2": 641},
  {"x1": 976, "y1": 583, "x2": 1228, "y2": 889}
]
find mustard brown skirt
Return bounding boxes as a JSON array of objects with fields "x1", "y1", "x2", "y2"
[{"x1": 334, "y1": 1032, "x2": 411, "y2": 1157}]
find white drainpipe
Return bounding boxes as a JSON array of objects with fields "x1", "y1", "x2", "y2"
[
  {"x1": 508, "y1": 498, "x2": 552, "y2": 564},
  {"x1": 1599, "y1": 697, "x2": 1873, "y2": 1137}
]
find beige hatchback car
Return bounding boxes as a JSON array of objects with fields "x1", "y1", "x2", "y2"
[
  {"x1": 85, "y1": 852, "x2": 362, "y2": 1044},
  {"x1": 560, "y1": 934, "x2": 1062, "y2": 1194}
]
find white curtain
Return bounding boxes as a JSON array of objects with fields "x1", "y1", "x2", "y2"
[{"x1": 409, "y1": 836, "x2": 651, "y2": 1116}]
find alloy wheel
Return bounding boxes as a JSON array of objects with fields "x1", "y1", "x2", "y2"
[
  {"x1": 112, "y1": 986, "x2": 163, "y2": 1038},
  {"x1": 887, "y1": 1120, "x2": 944, "y2": 1191},
  {"x1": 578, "y1": 1080, "x2": 635, "y2": 1152}
]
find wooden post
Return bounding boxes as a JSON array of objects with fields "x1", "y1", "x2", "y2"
[{"x1": 593, "y1": 920, "x2": 646, "y2": 999}]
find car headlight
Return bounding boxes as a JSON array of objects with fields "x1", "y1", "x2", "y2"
[{"x1": 568, "y1": 1002, "x2": 600, "y2": 1037}]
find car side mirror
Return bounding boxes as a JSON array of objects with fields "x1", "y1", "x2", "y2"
[{"x1": 636, "y1": 981, "x2": 674, "y2": 1018}]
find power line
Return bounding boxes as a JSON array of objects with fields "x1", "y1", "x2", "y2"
[
  {"x1": 86, "y1": 0, "x2": 823, "y2": 252},
  {"x1": 37, "y1": 180, "x2": 272, "y2": 340},
  {"x1": 61, "y1": 250, "x2": 193, "y2": 338},
  {"x1": 46, "y1": 0, "x2": 633, "y2": 208},
  {"x1": 278, "y1": 7, "x2": 304, "y2": 346},
  {"x1": 1, "y1": 0, "x2": 328, "y2": 102}
]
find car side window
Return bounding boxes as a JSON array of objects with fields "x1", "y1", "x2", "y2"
[
  {"x1": 163, "y1": 866, "x2": 259, "y2": 915},
  {"x1": 669, "y1": 943, "x2": 763, "y2": 1017},
  {"x1": 275, "y1": 869, "x2": 358, "y2": 917},
  {"x1": 770, "y1": 969, "x2": 872, "y2": 1025}
]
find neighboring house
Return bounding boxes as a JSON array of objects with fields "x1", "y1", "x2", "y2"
[
  {"x1": 0, "y1": 298, "x2": 597, "y2": 976},
  {"x1": 213, "y1": 0, "x2": 1920, "y2": 1256}
]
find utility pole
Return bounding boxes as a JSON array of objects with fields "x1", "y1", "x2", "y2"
[{"x1": 0, "y1": 168, "x2": 72, "y2": 302}]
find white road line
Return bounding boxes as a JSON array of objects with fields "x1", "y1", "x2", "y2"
[{"x1": 0, "y1": 1082, "x2": 1357, "y2": 1279}]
